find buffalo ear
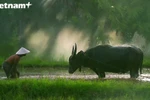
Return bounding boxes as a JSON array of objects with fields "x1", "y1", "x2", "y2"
[{"x1": 77, "y1": 50, "x2": 84, "y2": 58}]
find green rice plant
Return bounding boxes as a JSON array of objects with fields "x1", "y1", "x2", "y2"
[{"x1": 0, "y1": 78, "x2": 150, "y2": 100}]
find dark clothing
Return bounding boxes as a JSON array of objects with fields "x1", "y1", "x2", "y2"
[{"x1": 2, "y1": 61, "x2": 19, "y2": 78}]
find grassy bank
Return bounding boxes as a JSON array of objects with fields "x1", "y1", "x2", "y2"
[
  {"x1": 19, "y1": 58, "x2": 69, "y2": 68},
  {"x1": 0, "y1": 78, "x2": 150, "y2": 100},
  {"x1": 20, "y1": 57, "x2": 150, "y2": 68},
  {"x1": 0, "y1": 57, "x2": 150, "y2": 68},
  {"x1": 0, "y1": 57, "x2": 68, "y2": 68}
]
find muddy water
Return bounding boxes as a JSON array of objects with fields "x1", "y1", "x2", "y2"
[{"x1": 0, "y1": 67, "x2": 150, "y2": 82}]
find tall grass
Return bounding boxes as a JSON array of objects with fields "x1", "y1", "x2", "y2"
[{"x1": 0, "y1": 78, "x2": 150, "y2": 100}]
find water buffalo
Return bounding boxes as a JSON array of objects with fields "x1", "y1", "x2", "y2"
[{"x1": 69, "y1": 43, "x2": 143, "y2": 78}]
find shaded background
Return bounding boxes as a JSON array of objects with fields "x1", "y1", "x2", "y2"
[{"x1": 0, "y1": 0, "x2": 150, "y2": 61}]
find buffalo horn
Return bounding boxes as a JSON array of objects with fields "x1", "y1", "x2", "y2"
[
  {"x1": 72, "y1": 45, "x2": 74, "y2": 55},
  {"x1": 74, "y1": 43, "x2": 77, "y2": 55}
]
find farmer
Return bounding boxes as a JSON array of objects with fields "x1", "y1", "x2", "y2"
[{"x1": 2, "y1": 47, "x2": 30, "y2": 79}]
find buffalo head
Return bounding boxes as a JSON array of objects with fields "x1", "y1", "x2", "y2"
[{"x1": 69, "y1": 43, "x2": 84, "y2": 74}]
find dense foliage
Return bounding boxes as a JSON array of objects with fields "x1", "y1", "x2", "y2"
[{"x1": 0, "y1": 0, "x2": 149, "y2": 57}]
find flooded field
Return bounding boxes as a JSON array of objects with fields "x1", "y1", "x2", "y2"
[{"x1": 0, "y1": 67, "x2": 150, "y2": 82}]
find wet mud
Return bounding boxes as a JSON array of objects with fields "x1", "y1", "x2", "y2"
[{"x1": 0, "y1": 67, "x2": 150, "y2": 82}]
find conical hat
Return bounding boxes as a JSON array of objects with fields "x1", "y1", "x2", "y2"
[{"x1": 16, "y1": 47, "x2": 30, "y2": 55}]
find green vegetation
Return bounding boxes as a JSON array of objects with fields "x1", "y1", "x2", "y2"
[
  {"x1": 0, "y1": 78, "x2": 150, "y2": 100},
  {"x1": 0, "y1": 56, "x2": 149, "y2": 68},
  {"x1": 19, "y1": 58, "x2": 68, "y2": 68},
  {"x1": 0, "y1": 0, "x2": 150, "y2": 69},
  {"x1": 0, "y1": 0, "x2": 150, "y2": 59},
  {"x1": 0, "y1": 1, "x2": 149, "y2": 100},
  {"x1": 0, "y1": 1, "x2": 150, "y2": 99},
  {"x1": 19, "y1": 57, "x2": 150, "y2": 68},
  {"x1": 143, "y1": 57, "x2": 150, "y2": 68}
]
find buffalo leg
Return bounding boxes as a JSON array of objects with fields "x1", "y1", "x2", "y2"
[
  {"x1": 98, "y1": 72, "x2": 105, "y2": 78},
  {"x1": 130, "y1": 68, "x2": 139, "y2": 78},
  {"x1": 97, "y1": 68, "x2": 105, "y2": 78},
  {"x1": 91, "y1": 68, "x2": 105, "y2": 78},
  {"x1": 91, "y1": 68, "x2": 99, "y2": 75}
]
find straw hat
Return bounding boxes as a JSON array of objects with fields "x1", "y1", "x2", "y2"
[{"x1": 16, "y1": 47, "x2": 30, "y2": 55}]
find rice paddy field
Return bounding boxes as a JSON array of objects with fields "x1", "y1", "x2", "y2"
[
  {"x1": 0, "y1": 57, "x2": 150, "y2": 100},
  {"x1": 0, "y1": 78, "x2": 150, "y2": 100}
]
